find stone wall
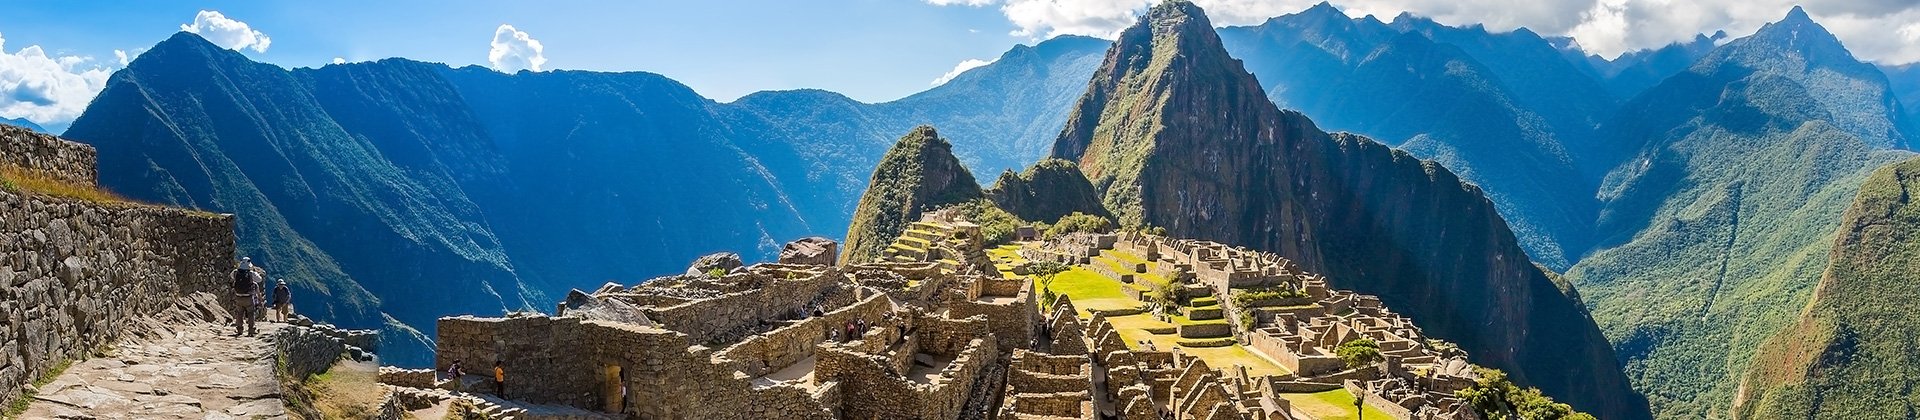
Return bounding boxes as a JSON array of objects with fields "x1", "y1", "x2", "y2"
[
  {"x1": 436, "y1": 315, "x2": 838, "y2": 419},
  {"x1": 713, "y1": 294, "x2": 892, "y2": 377},
  {"x1": 0, "y1": 186, "x2": 235, "y2": 407},
  {"x1": 646, "y1": 270, "x2": 845, "y2": 345},
  {"x1": 0, "y1": 124, "x2": 96, "y2": 185}
]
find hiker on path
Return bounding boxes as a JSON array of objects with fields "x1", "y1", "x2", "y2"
[
  {"x1": 251, "y1": 272, "x2": 267, "y2": 322},
  {"x1": 271, "y1": 279, "x2": 292, "y2": 322},
  {"x1": 445, "y1": 360, "x2": 466, "y2": 382},
  {"x1": 230, "y1": 257, "x2": 261, "y2": 336}
]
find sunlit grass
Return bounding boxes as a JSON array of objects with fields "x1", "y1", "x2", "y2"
[
  {"x1": 1282, "y1": 389, "x2": 1394, "y2": 420},
  {"x1": 0, "y1": 166, "x2": 129, "y2": 205}
]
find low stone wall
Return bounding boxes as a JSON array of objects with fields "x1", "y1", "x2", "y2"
[
  {"x1": 647, "y1": 270, "x2": 844, "y2": 344},
  {"x1": 436, "y1": 315, "x2": 838, "y2": 418},
  {"x1": 276, "y1": 325, "x2": 349, "y2": 380},
  {"x1": 0, "y1": 187, "x2": 235, "y2": 407},
  {"x1": 0, "y1": 124, "x2": 96, "y2": 185},
  {"x1": 1347, "y1": 381, "x2": 1416, "y2": 420},
  {"x1": 713, "y1": 294, "x2": 892, "y2": 378},
  {"x1": 378, "y1": 367, "x2": 437, "y2": 389}
]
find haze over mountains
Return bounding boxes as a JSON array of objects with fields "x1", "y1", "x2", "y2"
[{"x1": 46, "y1": 1, "x2": 1920, "y2": 418}]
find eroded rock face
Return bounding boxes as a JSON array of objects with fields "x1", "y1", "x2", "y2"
[
  {"x1": 686, "y1": 252, "x2": 745, "y2": 276},
  {"x1": 779, "y1": 237, "x2": 839, "y2": 266}
]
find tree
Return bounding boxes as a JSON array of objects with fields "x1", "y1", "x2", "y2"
[
  {"x1": 1028, "y1": 261, "x2": 1070, "y2": 308},
  {"x1": 1335, "y1": 338, "x2": 1383, "y2": 369}
]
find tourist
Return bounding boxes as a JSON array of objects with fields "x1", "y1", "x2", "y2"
[
  {"x1": 229, "y1": 257, "x2": 260, "y2": 337},
  {"x1": 271, "y1": 279, "x2": 292, "y2": 322},
  {"x1": 494, "y1": 361, "x2": 506, "y2": 398},
  {"x1": 812, "y1": 307, "x2": 824, "y2": 318},
  {"x1": 251, "y1": 270, "x2": 267, "y2": 323},
  {"x1": 446, "y1": 360, "x2": 466, "y2": 381}
]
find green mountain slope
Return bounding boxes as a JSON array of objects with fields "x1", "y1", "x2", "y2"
[
  {"x1": 1218, "y1": 5, "x2": 1599, "y2": 270},
  {"x1": 984, "y1": 158, "x2": 1109, "y2": 223},
  {"x1": 1565, "y1": 7, "x2": 1917, "y2": 418},
  {"x1": 1734, "y1": 156, "x2": 1920, "y2": 418},
  {"x1": 1052, "y1": 3, "x2": 1648, "y2": 418},
  {"x1": 840, "y1": 126, "x2": 982, "y2": 264}
]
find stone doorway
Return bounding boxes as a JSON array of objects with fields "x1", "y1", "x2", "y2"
[{"x1": 601, "y1": 364, "x2": 626, "y2": 413}]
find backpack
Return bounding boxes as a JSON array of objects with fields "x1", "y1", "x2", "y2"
[{"x1": 232, "y1": 268, "x2": 255, "y2": 295}]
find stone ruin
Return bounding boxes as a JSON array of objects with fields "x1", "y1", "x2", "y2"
[{"x1": 398, "y1": 213, "x2": 1496, "y2": 419}]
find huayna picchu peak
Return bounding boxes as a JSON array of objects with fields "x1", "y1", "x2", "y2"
[{"x1": 8, "y1": 1, "x2": 1920, "y2": 419}]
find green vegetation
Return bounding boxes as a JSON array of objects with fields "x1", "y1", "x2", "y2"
[
  {"x1": 1735, "y1": 157, "x2": 1920, "y2": 419},
  {"x1": 842, "y1": 125, "x2": 984, "y2": 265},
  {"x1": 1028, "y1": 261, "x2": 1070, "y2": 309},
  {"x1": 1335, "y1": 338, "x2": 1382, "y2": 369},
  {"x1": 3, "y1": 359, "x2": 73, "y2": 418},
  {"x1": 705, "y1": 268, "x2": 727, "y2": 278},
  {"x1": 1457, "y1": 367, "x2": 1597, "y2": 420},
  {"x1": 1043, "y1": 212, "x2": 1113, "y2": 239},
  {"x1": 1231, "y1": 286, "x2": 1307, "y2": 307},
  {"x1": 1568, "y1": 58, "x2": 1915, "y2": 418},
  {"x1": 1282, "y1": 389, "x2": 1395, "y2": 420},
  {"x1": 984, "y1": 158, "x2": 1112, "y2": 223},
  {"x1": 953, "y1": 199, "x2": 1025, "y2": 246}
]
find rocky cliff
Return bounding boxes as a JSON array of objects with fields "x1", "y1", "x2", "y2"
[
  {"x1": 840, "y1": 126, "x2": 983, "y2": 264},
  {"x1": 1050, "y1": 3, "x2": 1648, "y2": 418}
]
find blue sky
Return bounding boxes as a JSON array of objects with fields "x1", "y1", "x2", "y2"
[
  {"x1": 2, "y1": 0, "x2": 1916, "y2": 132},
  {"x1": 0, "y1": 0, "x2": 1030, "y2": 103}
]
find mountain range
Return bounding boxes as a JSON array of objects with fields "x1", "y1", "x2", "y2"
[
  {"x1": 48, "y1": 1, "x2": 1920, "y2": 418},
  {"x1": 60, "y1": 31, "x2": 1108, "y2": 365}
]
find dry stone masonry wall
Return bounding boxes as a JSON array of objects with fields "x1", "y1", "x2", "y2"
[{"x1": 0, "y1": 128, "x2": 236, "y2": 409}]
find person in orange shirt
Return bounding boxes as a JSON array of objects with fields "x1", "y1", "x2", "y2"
[{"x1": 493, "y1": 360, "x2": 506, "y2": 398}]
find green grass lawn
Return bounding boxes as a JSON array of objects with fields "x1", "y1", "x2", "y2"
[
  {"x1": 1282, "y1": 389, "x2": 1394, "y2": 420},
  {"x1": 1106, "y1": 313, "x2": 1291, "y2": 377}
]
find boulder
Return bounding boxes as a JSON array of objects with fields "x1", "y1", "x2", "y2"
[
  {"x1": 686, "y1": 252, "x2": 744, "y2": 276},
  {"x1": 778, "y1": 237, "x2": 839, "y2": 266}
]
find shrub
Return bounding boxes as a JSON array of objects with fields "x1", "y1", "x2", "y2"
[
  {"x1": 1044, "y1": 212, "x2": 1113, "y2": 239},
  {"x1": 1232, "y1": 287, "x2": 1307, "y2": 307},
  {"x1": 952, "y1": 199, "x2": 1025, "y2": 246},
  {"x1": 1335, "y1": 338, "x2": 1383, "y2": 369},
  {"x1": 1456, "y1": 367, "x2": 1597, "y2": 420}
]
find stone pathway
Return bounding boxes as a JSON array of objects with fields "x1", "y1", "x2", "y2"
[{"x1": 20, "y1": 319, "x2": 288, "y2": 419}]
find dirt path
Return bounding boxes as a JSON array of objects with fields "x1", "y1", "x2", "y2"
[{"x1": 21, "y1": 315, "x2": 288, "y2": 419}]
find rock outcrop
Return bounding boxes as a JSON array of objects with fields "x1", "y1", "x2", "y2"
[
  {"x1": 1049, "y1": 2, "x2": 1648, "y2": 418},
  {"x1": 778, "y1": 237, "x2": 839, "y2": 266},
  {"x1": 685, "y1": 252, "x2": 746, "y2": 276},
  {"x1": 840, "y1": 126, "x2": 984, "y2": 264}
]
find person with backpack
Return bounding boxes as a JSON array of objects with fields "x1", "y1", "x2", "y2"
[
  {"x1": 230, "y1": 257, "x2": 261, "y2": 336},
  {"x1": 271, "y1": 279, "x2": 292, "y2": 322}
]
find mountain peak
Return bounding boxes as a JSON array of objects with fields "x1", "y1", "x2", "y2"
[
  {"x1": 1784, "y1": 5, "x2": 1811, "y2": 23},
  {"x1": 840, "y1": 125, "x2": 983, "y2": 264}
]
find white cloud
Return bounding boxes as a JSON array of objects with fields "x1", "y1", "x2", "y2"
[
  {"x1": 932, "y1": 58, "x2": 995, "y2": 86},
  {"x1": 0, "y1": 33, "x2": 114, "y2": 131},
  {"x1": 926, "y1": 0, "x2": 1920, "y2": 64},
  {"x1": 332, "y1": 57, "x2": 347, "y2": 65},
  {"x1": 488, "y1": 24, "x2": 547, "y2": 73},
  {"x1": 180, "y1": 10, "x2": 271, "y2": 53}
]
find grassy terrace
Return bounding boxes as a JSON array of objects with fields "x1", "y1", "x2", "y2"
[
  {"x1": 990, "y1": 243, "x2": 1290, "y2": 376},
  {"x1": 1284, "y1": 389, "x2": 1394, "y2": 420},
  {"x1": 991, "y1": 244, "x2": 1398, "y2": 417}
]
